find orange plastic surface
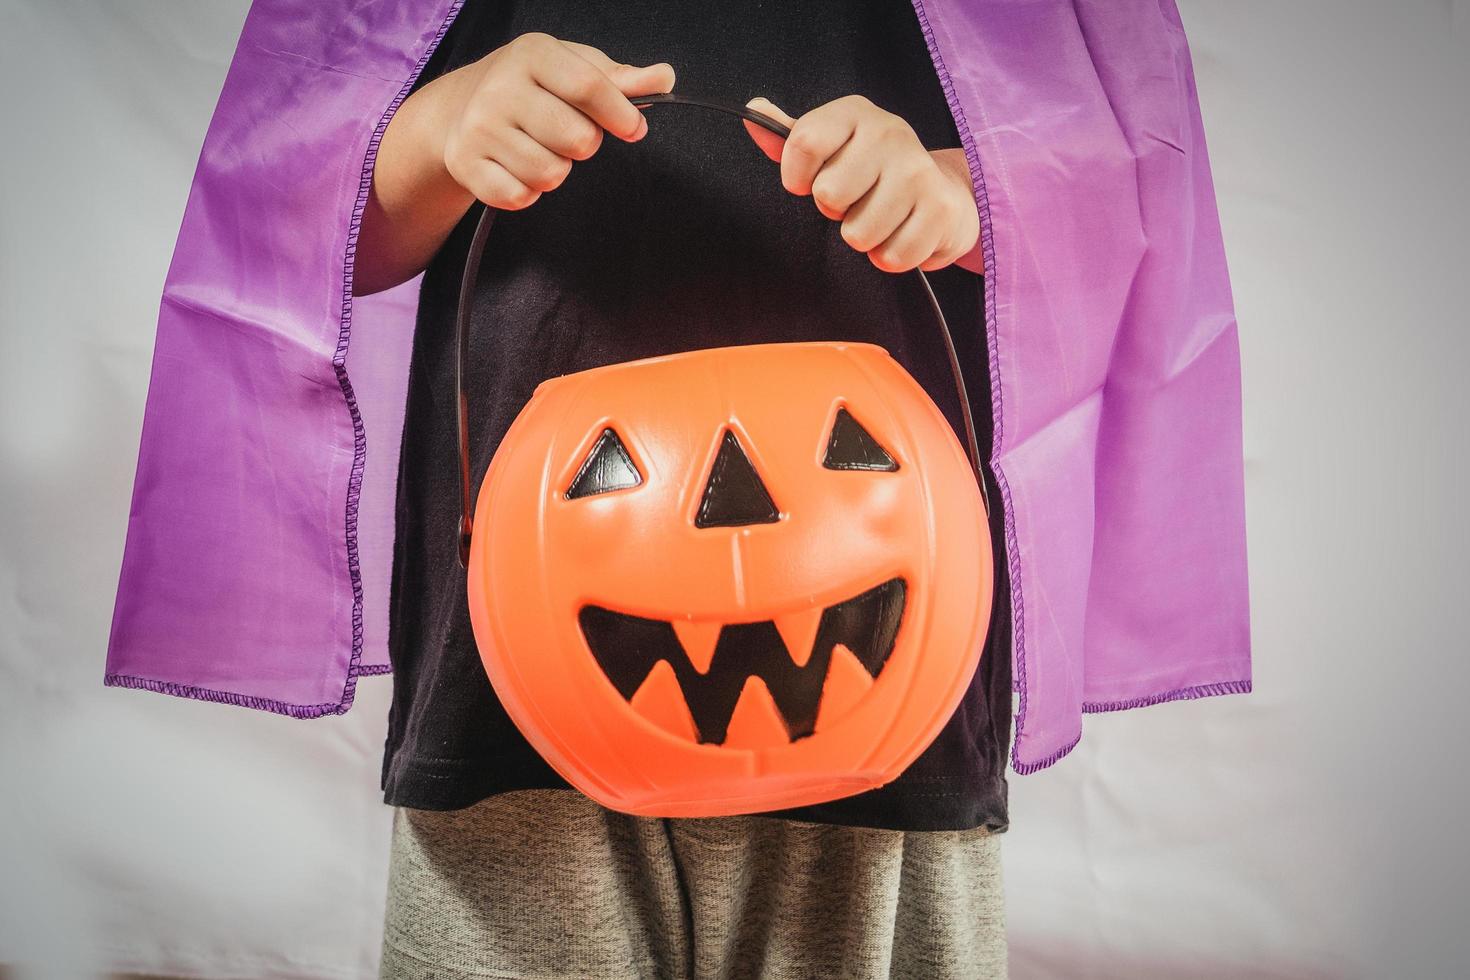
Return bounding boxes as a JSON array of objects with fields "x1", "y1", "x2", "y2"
[{"x1": 466, "y1": 341, "x2": 991, "y2": 817}]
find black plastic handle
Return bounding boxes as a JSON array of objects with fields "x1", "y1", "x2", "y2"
[{"x1": 456, "y1": 93, "x2": 987, "y2": 567}]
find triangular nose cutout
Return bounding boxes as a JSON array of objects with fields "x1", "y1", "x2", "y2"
[{"x1": 696, "y1": 431, "x2": 781, "y2": 528}]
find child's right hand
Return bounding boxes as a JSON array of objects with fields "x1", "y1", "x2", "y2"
[
  {"x1": 355, "y1": 34, "x2": 673, "y2": 295},
  {"x1": 433, "y1": 33, "x2": 675, "y2": 210}
]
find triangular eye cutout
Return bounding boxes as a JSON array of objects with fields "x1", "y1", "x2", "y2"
[
  {"x1": 696, "y1": 431, "x2": 781, "y2": 528},
  {"x1": 566, "y1": 428, "x2": 642, "y2": 499},
  {"x1": 823, "y1": 408, "x2": 898, "y2": 471}
]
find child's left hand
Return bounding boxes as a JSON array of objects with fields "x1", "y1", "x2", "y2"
[{"x1": 743, "y1": 96, "x2": 981, "y2": 274}]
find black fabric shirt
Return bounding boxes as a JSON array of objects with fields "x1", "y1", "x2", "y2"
[{"x1": 382, "y1": 0, "x2": 1013, "y2": 833}]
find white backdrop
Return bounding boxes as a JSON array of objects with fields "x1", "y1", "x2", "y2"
[{"x1": 2, "y1": 2, "x2": 1467, "y2": 977}]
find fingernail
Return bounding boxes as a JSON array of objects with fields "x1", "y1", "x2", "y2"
[{"x1": 633, "y1": 115, "x2": 648, "y2": 140}]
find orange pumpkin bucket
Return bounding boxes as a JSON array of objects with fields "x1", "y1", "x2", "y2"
[{"x1": 456, "y1": 96, "x2": 992, "y2": 818}]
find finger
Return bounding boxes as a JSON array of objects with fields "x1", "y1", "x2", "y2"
[
  {"x1": 742, "y1": 97, "x2": 796, "y2": 163},
  {"x1": 919, "y1": 232, "x2": 975, "y2": 272},
  {"x1": 808, "y1": 134, "x2": 883, "y2": 220},
  {"x1": 513, "y1": 88, "x2": 604, "y2": 160},
  {"x1": 490, "y1": 126, "x2": 573, "y2": 193},
  {"x1": 919, "y1": 193, "x2": 981, "y2": 271},
  {"x1": 778, "y1": 105, "x2": 858, "y2": 197},
  {"x1": 840, "y1": 172, "x2": 917, "y2": 254},
  {"x1": 449, "y1": 156, "x2": 542, "y2": 210},
  {"x1": 527, "y1": 40, "x2": 646, "y2": 141},
  {"x1": 869, "y1": 203, "x2": 946, "y2": 273},
  {"x1": 919, "y1": 246, "x2": 965, "y2": 272}
]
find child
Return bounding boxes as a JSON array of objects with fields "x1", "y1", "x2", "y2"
[
  {"x1": 105, "y1": 0, "x2": 1249, "y2": 971},
  {"x1": 356, "y1": 2, "x2": 1012, "y2": 976}
]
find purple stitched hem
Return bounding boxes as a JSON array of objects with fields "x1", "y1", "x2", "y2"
[
  {"x1": 1011, "y1": 678, "x2": 1253, "y2": 774},
  {"x1": 104, "y1": 662, "x2": 395, "y2": 718},
  {"x1": 328, "y1": 0, "x2": 465, "y2": 717},
  {"x1": 1011, "y1": 730, "x2": 1082, "y2": 776},
  {"x1": 906, "y1": 0, "x2": 1032, "y2": 758},
  {"x1": 105, "y1": 673, "x2": 356, "y2": 719},
  {"x1": 1082, "y1": 677, "x2": 1253, "y2": 714}
]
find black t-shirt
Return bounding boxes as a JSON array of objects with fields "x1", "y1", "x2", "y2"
[{"x1": 382, "y1": 0, "x2": 1013, "y2": 833}]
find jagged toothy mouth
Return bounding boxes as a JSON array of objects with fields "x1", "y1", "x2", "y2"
[{"x1": 578, "y1": 578, "x2": 906, "y2": 747}]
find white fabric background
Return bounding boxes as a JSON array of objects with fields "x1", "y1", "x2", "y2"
[{"x1": 1, "y1": 1, "x2": 1466, "y2": 977}]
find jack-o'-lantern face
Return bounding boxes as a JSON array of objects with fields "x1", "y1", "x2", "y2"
[{"x1": 467, "y1": 342, "x2": 990, "y2": 818}]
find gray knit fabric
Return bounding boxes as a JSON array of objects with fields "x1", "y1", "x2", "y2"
[{"x1": 379, "y1": 789, "x2": 1006, "y2": 979}]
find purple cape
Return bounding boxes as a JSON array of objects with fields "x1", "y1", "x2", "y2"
[{"x1": 105, "y1": 0, "x2": 1251, "y2": 774}]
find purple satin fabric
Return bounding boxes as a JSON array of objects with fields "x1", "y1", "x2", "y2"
[{"x1": 105, "y1": 0, "x2": 1250, "y2": 773}]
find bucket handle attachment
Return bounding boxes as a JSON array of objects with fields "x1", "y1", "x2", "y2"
[{"x1": 455, "y1": 92, "x2": 988, "y2": 567}]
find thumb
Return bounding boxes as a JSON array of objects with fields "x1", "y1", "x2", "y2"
[
  {"x1": 560, "y1": 41, "x2": 675, "y2": 96},
  {"x1": 744, "y1": 97, "x2": 796, "y2": 162},
  {"x1": 606, "y1": 61, "x2": 677, "y2": 98}
]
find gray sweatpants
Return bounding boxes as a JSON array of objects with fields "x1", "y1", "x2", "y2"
[{"x1": 380, "y1": 788, "x2": 1006, "y2": 979}]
